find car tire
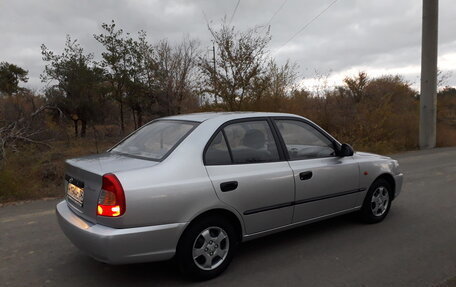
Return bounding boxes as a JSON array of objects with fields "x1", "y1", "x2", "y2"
[
  {"x1": 176, "y1": 216, "x2": 238, "y2": 281},
  {"x1": 359, "y1": 178, "x2": 393, "y2": 223}
]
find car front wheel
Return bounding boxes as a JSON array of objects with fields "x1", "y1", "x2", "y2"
[
  {"x1": 359, "y1": 178, "x2": 393, "y2": 223},
  {"x1": 176, "y1": 216, "x2": 238, "y2": 280}
]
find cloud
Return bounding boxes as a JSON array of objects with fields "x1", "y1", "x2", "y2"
[{"x1": 1, "y1": 0, "x2": 455, "y2": 92}]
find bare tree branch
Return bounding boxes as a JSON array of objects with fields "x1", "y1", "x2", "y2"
[{"x1": 0, "y1": 105, "x2": 62, "y2": 160}]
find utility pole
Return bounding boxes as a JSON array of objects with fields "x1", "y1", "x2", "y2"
[
  {"x1": 212, "y1": 44, "x2": 218, "y2": 104},
  {"x1": 420, "y1": 0, "x2": 439, "y2": 149}
]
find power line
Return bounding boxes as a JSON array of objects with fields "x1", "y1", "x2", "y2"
[
  {"x1": 274, "y1": 0, "x2": 339, "y2": 54},
  {"x1": 265, "y1": 0, "x2": 288, "y2": 26},
  {"x1": 230, "y1": 0, "x2": 241, "y2": 24}
]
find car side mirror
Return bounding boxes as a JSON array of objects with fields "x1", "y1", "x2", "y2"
[{"x1": 337, "y1": 143, "x2": 354, "y2": 157}]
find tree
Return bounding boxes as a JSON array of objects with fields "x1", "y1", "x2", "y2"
[
  {"x1": 95, "y1": 22, "x2": 201, "y2": 128},
  {"x1": 437, "y1": 86, "x2": 456, "y2": 125},
  {"x1": 239, "y1": 59, "x2": 298, "y2": 112},
  {"x1": 199, "y1": 23, "x2": 271, "y2": 110},
  {"x1": 0, "y1": 104, "x2": 62, "y2": 160},
  {"x1": 155, "y1": 37, "x2": 200, "y2": 116},
  {"x1": 41, "y1": 36, "x2": 104, "y2": 137},
  {"x1": 124, "y1": 32, "x2": 201, "y2": 122},
  {"x1": 94, "y1": 20, "x2": 135, "y2": 133},
  {"x1": 343, "y1": 71, "x2": 368, "y2": 103},
  {"x1": 438, "y1": 86, "x2": 456, "y2": 97},
  {"x1": 123, "y1": 30, "x2": 162, "y2": 127},
  {"x1": 0, "y1": 62, "x2": 29, "y2": 95}
]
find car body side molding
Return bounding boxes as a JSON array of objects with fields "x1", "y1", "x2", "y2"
[{"x1": 243, "y1": 188, "x2": 366, "y2": 215}]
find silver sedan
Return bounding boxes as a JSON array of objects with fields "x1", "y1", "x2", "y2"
[{"x1": 56, "y1": 112, "x2": 403, "y2": 280}]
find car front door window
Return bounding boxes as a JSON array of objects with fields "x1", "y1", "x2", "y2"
[{"x1": 275, "y1": 120, "x2": 335, "y2": 160}]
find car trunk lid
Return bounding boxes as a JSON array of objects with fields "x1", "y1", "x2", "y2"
[{"x1": 64, "y1": 152, "x2": 158, "y2": 223}]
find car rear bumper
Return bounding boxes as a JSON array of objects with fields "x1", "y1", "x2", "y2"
[
  {"x1": 56, "y1": 200, "x2": 187, "y2": 264},
  {"x1": 393, "y1": 173, "x2": 404, "y2": 198}
]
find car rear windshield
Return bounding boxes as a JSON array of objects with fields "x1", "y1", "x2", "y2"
[{"x1": 111, "y1": 120, "x2": 197, "y2": 160}]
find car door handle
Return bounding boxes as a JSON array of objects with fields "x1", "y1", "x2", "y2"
[
  {"x1": 299, "y1": 171, "x2": 313, "y2": 180},
  {"x1": 220, "y1": 181, "x2": 238, "y2": 192}
]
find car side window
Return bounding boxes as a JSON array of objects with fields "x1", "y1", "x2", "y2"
[
  {"x1": 204, "y1": 132, "x2": 232, "y2": 165},
  {"x1": 223, "y1": 121, "x2": 280, "y2": 164},
  {"x1": 275, "y1": 120, "x2": 335, "y2": 160}
]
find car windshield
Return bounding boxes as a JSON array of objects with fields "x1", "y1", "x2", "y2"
[{"x1": 111, "y1": 120, "x2": 197, "y2": 160}]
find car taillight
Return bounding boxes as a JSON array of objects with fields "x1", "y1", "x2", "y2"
[{"x1": 97, "y1": 173, "x2": 126, "y2": 217}]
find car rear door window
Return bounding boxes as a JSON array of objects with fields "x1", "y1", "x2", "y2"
[
  {"x1": 223, "y1": 121, "x2": 280, "y2": 164},
  {"x1": 275, "y1": 120, "x2": 335, "y2": 160}
]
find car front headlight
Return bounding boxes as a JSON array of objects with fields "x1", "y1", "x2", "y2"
[{"x1": 392, "y1": 160, "x2": 401, "y2": 175}]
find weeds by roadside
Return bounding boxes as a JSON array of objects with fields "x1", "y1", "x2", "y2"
[{"x1": 0, "y1": 138, "x2": 118, "y2": 203}]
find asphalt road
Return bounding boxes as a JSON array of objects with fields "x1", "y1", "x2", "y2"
[{"x1": 1, "y1": 147, "x2": 455, "y2": 287}]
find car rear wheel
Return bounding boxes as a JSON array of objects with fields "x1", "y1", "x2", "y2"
[
  {"x1": 176, "y1": 216, "x2": 238, "y2": 280},
  {"x1": 359, "y1": 178, "x2": 392, "y2": 223}
]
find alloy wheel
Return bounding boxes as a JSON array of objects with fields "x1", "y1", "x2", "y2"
[
  {"x1": 192, "y1": 226, "x2": 230, "y2": 271},
  {"x1": 371, "y1": 186, "x2": 390, "y2": 216}
]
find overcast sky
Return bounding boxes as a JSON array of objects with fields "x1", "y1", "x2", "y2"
[{"x1": 1, "y1": 0, "x2": 455, "y2": 92}]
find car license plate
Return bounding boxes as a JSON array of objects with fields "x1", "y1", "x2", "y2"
[{"x1": 67, "y1": 182, "x2": 84, "y2": 206}]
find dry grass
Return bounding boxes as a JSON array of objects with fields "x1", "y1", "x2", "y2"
[
  {"x1": 437, "y1": 122, "x2": 456, "y2": 147},
  {"x1": 0, "y1": 137, "x2": 119, "y2": 203}
]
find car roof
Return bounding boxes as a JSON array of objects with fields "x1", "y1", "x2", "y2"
[{"x1": 163, "y1": 112, "x2": 303, "y2": 123}]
